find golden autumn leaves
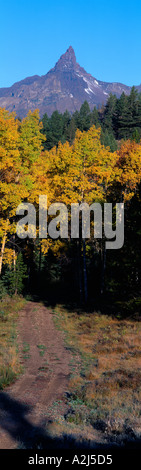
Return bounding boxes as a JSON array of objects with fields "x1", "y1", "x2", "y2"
[{"x1": 0, "y1": 107, "x2": 141, "y2": 273}]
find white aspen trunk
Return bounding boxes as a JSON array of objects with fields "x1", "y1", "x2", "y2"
[
  {"x1": 0, "y1": 219, "x2": 9, "y2": 275},
  {"x1": 13, "y1": 235, "x2": 16, "y2": 272}
]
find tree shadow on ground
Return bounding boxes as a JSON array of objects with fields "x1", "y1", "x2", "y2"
[{"x1": 0, "y1": 391, "x2": 140, "y2": 450}]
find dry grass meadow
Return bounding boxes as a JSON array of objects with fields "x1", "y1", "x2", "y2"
[
  {"x1": 50, "y1": 305, "x2": 141, "y2": 445},
  {"x1": 0, "y1": 297, "x2": 140, "y2": 447},
  {"x1": 0, "y1": 296, "x2": 26, "y2": 390}
]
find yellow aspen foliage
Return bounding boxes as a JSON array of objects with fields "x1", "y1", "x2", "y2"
[
  {"x1": 116, "y1": 140, "x2": 141, "y2": 201},
  {"x1": 0, "y1": 109, "x2": 22, "y2": 273},
  {"x1": 2, "y1": 248, "x2": 17, "y2": 267},
  {"x1": 46, "y1": 126, "x2": 117, "y2": 206}
]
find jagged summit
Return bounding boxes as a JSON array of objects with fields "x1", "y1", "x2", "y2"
[
  {"x1": 61, "y1": 46, "x2": 76, "y2": 61},
  {"x1": 54, "y1": 46, "x2": 77, "y2": 70},
  {"x1": 0, "y1": 47, "x2": 139, "y2": 118}
]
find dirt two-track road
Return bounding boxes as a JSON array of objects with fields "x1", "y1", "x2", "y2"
[{"x1": 0, "y1": 302, "x2": 71, "y2": 449}]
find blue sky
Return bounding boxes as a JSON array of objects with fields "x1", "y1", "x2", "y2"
[{"x1": 0, "y1": 0, "x2": 141, "y2": 88}]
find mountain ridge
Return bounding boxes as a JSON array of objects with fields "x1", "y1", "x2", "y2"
[{"x1": 0, "y1": 46, "x2": 140, "y2": 118}]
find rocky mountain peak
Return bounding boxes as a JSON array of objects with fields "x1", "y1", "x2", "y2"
[
  {"x1": 0, "y1": 47, "x2": 137, "y2": 118},
  {"x1": 54, "y1": 46, "x2": 76, "y2": 70}
]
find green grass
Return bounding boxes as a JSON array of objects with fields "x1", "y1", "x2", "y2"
[
  {"x1": 0, "y1": 295, "x2": 26, "y2": 389},
  {"x1": 22, "y1": 342, "x2": 30, "y2": 351},
  {"x1": 37, "y1": 344, "x2": 47, "y2": 357},
  {"x1": 0, "y1": 365, "x2": 17, "y2": 390},
  {"x1": 22, "y1": 342, "x2": 30, "y2": 358}
]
